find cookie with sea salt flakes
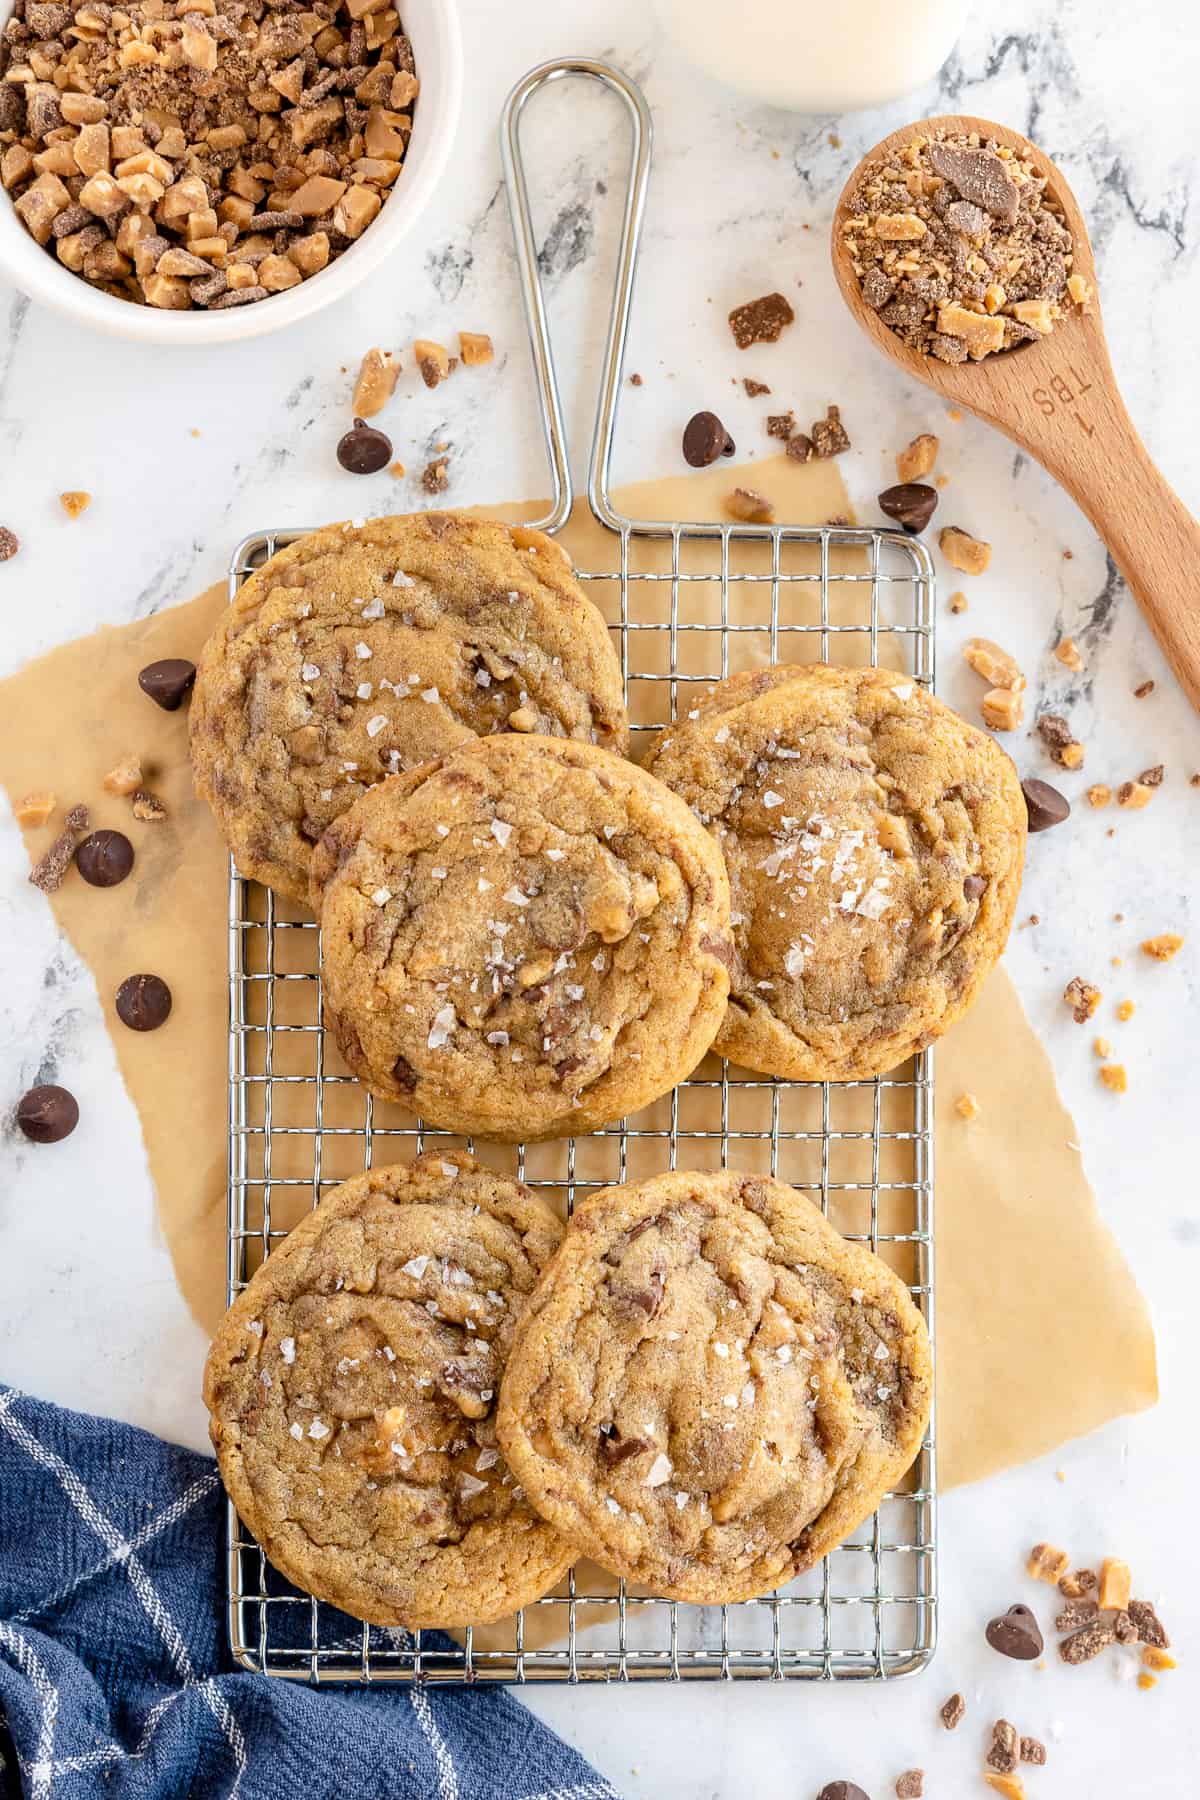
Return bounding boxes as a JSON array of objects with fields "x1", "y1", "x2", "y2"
[
  {"x1": 496, "y1": 1169, "x2": 932, "y2": 1603},
  {"x1": 310, "y1": 734, "x2": 733, "y2": 1142},
  {"x1": 190, "y1": 511, "x2": 628, "y2": 904},
  {"x1": 644, "y1": 664, "x2": 1025, "y2": 1081},
  {"x1": 203, "y1": 1153, "x2": 575, "y2": 1627}
]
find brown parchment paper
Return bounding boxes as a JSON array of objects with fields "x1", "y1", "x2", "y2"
[{"x1": 0, "y1": 453, "x2": 1156, "y2": 1503}]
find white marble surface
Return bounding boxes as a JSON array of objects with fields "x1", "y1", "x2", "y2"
[{"x1": 1, "y1": 0, "x2": 1198, "y2": 1792}]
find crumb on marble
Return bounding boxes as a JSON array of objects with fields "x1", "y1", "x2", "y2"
[{"x1": 1140, "y1": 933, "x2": 1183, "y2": 962}]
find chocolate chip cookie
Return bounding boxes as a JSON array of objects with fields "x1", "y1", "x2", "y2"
[
  {"x1": 497, "y1": 1170, "x2": 932, "y2": 1603},
  {"x1": 203, "y1": 1153, "x2": 574, "y2": 1627},
  {"x1": 645, "y1": 665, "x2": 1025, "y2": 1080},
  {"x1": 311, "y1": 735, "x2": 733, "y2": 1141},
  {"x1": 191, "y1": 512, "x2": 628, "y2": 903}
]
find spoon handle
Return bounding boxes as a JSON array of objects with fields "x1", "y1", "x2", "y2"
[{"x1": 989, "y1": 329, "x2": 1200, "y2": 710}]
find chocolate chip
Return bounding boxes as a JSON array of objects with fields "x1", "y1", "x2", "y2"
[
  {"x1": 878, "y1": 483, "x2": 938, "y2": 534},
  {"x1": 599, "y1": 1429, "x2": 648, "y2": 1467},
  {"x1": 138, "y1": 658, "x2": 197, "y2": 711},
  {"x1": 985, "y1": 1602, "x2": 1044, "y2": 1660},
  {"x1": 16, "y1": 1083, "x2": 79, "y2": 1143},
  {"x1": 1022, "y1": 777, "x2": 1071, "y2": 833},
  {"x1": 682, "y1": 410, "x2": 735, "y2": 467},
  {"x1": 337, "y1": 417, "x2": 392, "y2": 474},
  {"x1": 76, "y1": 829, "x2": 134, "y2": 888},
  {"x1": 817, "y1": 1783, "x2": 871, "y2": 1800},
  {"x1": 963, "y1": 873, "x2": 987, "y2": 900},
  {"x1": 115, "y1": 973, "x2": 173, "y2": 1032}
]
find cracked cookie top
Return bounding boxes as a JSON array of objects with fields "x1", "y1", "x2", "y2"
[
  {"x1": 190, "y1": 512, "x2": 628, "y2": 903},
  {"x1": 203, "y1": 1154, "x2": 573, "y2": 1628},
  {"x1": 645, "y1": 664, "x2": 1025, "y2": 1081},
  {"x1": 496, "y1": 1169, "x2": 932, "y2": 1603},
  {"x1": 312, "y1": 734, "x2": 733, "y2": 1141}
]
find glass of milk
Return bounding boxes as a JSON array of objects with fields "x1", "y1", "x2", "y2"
[{"x1": 654, "y1": 0, "x2": 971, "y2": 112}]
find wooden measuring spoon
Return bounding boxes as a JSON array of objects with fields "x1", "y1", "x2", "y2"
[{"x1": 831, "y1": 114, "x2": 1200, "y2": 710}]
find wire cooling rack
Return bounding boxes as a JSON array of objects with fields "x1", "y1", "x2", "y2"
[{"x1": 223, "y1": 58, "x2": 937, "y2": 1684}]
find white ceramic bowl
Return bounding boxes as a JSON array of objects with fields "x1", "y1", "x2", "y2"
[{"x1": 0, "y1": 0, "x2": 462, "y2": 343}]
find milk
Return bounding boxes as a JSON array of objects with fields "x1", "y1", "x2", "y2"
[{"x1": 654, "y1": 0, "x2": 971, "y2": 113}]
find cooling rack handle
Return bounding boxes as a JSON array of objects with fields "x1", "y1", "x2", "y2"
[{"x1": 500, "y1": 57, "x2": 653, "y2": 535}]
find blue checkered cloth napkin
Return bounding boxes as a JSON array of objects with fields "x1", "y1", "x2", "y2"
[{"x1": 0, "y1": 1386, "x2": 620, "y2": 1800}]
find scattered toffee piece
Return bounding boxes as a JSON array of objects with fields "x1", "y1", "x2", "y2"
[
  {"x1": 786, "y1": 433, "x2": 814, "y2": 463},
  {"x1": 1059, "y1": 1616, "x2": 1116, "y2": 1663},
  {"x1": 0, "y1": 526, "x2": 18, "y2": 562},
  {"x1": 728, "y1": 291, "x2": 795, "y2": 349},
  {"x1": 940, "y1": 1692, "x2": 966, "y2": 1729},
  {"x1": 29, "y1": 802, "x2": 89, "y2": 894},
  {"x1": 1128, "y1": 1599, "x2": 1169, "y2": 1648},
  {"x1": 115, "y1": 974, "x2": 173, "y2": 1033},
  {"x1": 337, "y1": 419, "x2": 393, "y2": 476},
  {"x1": 895, "y1": 1773, "x2": 923, "y2": 1799},
  {"x1": 1133, "y1": 679, "x2": 1155, "y2": 699},
  {"x1": 1020, "y1": 1738, "x2": 1047, "y2": 1767},
  {"x1": 422, "y1": 458, "x2": 451, "y2": 495},
  {"x1": 1035, "y1": 712, "x2": 1074, "y2": 752},
  {"x1": 131, "y1": 789, "x2": 168, "y2": 824},
  {"x1": 766, "y1": 412, "x2": 795, "y2": 440},
  {"x1": 810, "y1": 405, "x2": 850, "y2": 458},
  {"x1": 16, "y1": 1083, "x2": 79, "y2": 1144},
  {"x1": 138, "y1": 658, "x2": 196, "y2": 711},
  {"x1": 985, "y1": 1603, "x2": 1043, "y2": 1660},
  {"x1": 986, "y1": 1721, "x2": 1020, "y2": 1775},
  {"x1": 817, "y1": 1784, "x2": 871, "y2": 1800},
  {"x1": 682, "y1": 411, "x2": 735, "y2": 468},
  {"x1": 76, "y1": 829, "x2": 134, "y2": 889},
  {"x1": 1022, "y1": 778, "x2": 1071, "y2": 832},
  {"x1": 743, "y1": 378, "x2": 771, "y2": 397},
  {"x1": 878, "y1": 483, "x2": 938, "y2": 533}
]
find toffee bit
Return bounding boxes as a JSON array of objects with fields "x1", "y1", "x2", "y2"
[
  {"x1": 895, "y1": 1773, "x2": 923, "y2": 1799},
  {"x1": 29, "y1": 802, "x2": 89, "y2": 894},
  {"x1": 725, "y1": 487, "x2": 775, "y2": 525},
  {"x1": 15, "y1": 792, "x2": 57, "y2": 828},
  {"x1": 986, "y1": 1720, "x2": 1019, "y2": 1776},
  {"x1": 743, "y1": 378, "x2": 771, "y2": 397},
  {"x1": 1059, "y1": 1616, "x2": 1116, "y2": 1662},
  {"x1": 131, "y1": 789, "x2": 168, "y2": 823},
  {"x1": 1128, "y1": 1599, "x2": 1170, "y2": 1648},
  {"x1": 1133, "y1": 679, "x2": 1155, "y2": 698},
  {"x1": 0, "y1": 526, "x2": 18, "y2": 561},
  {"x1": 939, "y1": 1691, "x2": 966, "y2": 1730},
  {"x1": 728, "y1": 291, "x2": 795, "y2": 349},
  {"x1": 1062, "y1": 976, "x2": 1101, "y2": 1023},
  {"x1": 421, "y1": 458, "x2": 450, "y2": 495},
  {"x1": 1019, "y1": 1738, "x2": 1046, "y2": 1767},
  {"x1": 766, "y1": 411, "x2": 795, "y2": 439},
  {"x1": 810, "y1": 404, "x2": 850, "y2": 458},
  {"x1": 60, "y1": 490, "x2": 91, "y2": 519}
]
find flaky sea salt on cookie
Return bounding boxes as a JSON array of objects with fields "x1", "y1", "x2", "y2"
[
  {"x1": 190, "y1": 512, "x2": 628, "y2": 903},
  {"x1": 311, "y1": 734, "x2": 733, "y2": 1141},
  {"x1": 645, "y1": 664, "x2": 1025, "y2": 1081},
  {"x1": 203, "y1": 1153, "x2": 574, "y2": 1628},
  {"x1": 496, "y1": 1170, "x2": 932, "y2": 1603}
]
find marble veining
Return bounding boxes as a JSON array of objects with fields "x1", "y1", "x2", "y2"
[{"x1": 0, "y1": 0, "x2": 1197, "y2": 1792}]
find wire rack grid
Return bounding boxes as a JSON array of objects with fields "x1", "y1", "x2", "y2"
[{"x1": 222, "y1": 57, "x2": 938, "y2": 1686}]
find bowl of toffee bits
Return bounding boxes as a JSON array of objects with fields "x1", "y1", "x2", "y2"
[{"x1": 0, "y1": 0, "x2": 461, "y2": 340}]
